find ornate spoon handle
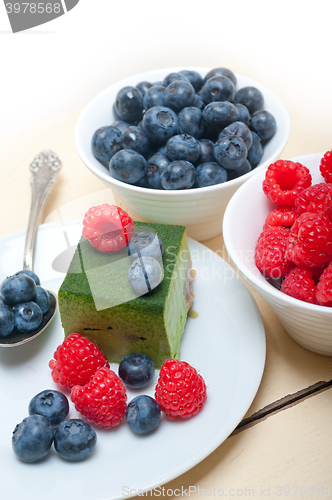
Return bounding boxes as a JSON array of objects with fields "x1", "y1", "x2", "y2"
[{"x1": 23, "y1": 150, "x2": 62, "y2": 272}]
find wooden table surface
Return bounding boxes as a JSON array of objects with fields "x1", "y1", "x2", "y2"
[{"x1": 0, "y1": 110, "x2": 331, "y2": 497}]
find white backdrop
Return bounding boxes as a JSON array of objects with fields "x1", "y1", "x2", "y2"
[{"x1": 1, "y1": 0, "x2": 332, "y2": 145}]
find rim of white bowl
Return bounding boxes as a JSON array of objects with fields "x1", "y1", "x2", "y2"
[
  {"x1": 223, "y1": 152, "x2": 332, "y2": 314},
  {"x1": 75, "y1": 66, "x2": 291, "y2": 196}
]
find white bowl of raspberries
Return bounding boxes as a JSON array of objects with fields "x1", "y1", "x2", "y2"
[
  {"x1": 223, "y1": 151, "x2": 332, "y2": 356},
  {"x1": 75, "y1": 67, "x2": 290, "y2": 241}
]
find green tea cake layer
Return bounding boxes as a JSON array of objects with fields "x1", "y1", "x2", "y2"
[{"x1": 58, "y1": 221, "x2": 190, "y2": 367}]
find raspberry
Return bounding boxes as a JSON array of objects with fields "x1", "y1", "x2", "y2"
[
  {"x1": 262, "y1": 160, "x2": 312, "y2": 206},
  {"x1": 71, "y1": 367, "x2": 127, "y2": 428},
  {"x1": 286, "y1": 212, "x2": 332, "y2": 268},
  {"x1": 82, "y1": 204, "x2": 134, "y2": 252},
  {"x1": 325, "y1": 190, "x2": 332, "y2": 220},
  {"x1": 49, "y1": 333, "x2": 109, "y2": 390},
  {"x1": 255, "y1": 226, "x2": 292, "y2": 279},
  {"x1": 295, "y1": 182, "x2": 332, "y2": 215},
  {"x1": 154, "y1": 359, "x2": 207, "y2": 419},
  {"x1": 319, "y1": 150, "x2": 332, "y2": 183},
  {"x1": 310, "y1": 266, "x2": 327, "y2": 283},
  {"x1": 280, "y1": 266, "x2": 318, "y2": 304},
  {"x1": 316, "y1": 262, "x2": 332, "y2": 307},
  {"x1": 263, "y1": 207, "x2": 297, "y2": 230}
]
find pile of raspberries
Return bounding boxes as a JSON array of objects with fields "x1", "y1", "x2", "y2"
[{"x1": 255, "y1": 151, "x2": 332, "y2": 306}]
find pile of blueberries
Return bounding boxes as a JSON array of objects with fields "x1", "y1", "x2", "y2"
[
  {"x1": 0, "y1": 270, "x2": 50, "y2": 337},
  {"x1": 120, "y1": 352, "x2": 161, "y2": 435},
  {"x1": 127, "y1": 231, "x2": 164, "y2": 296},
  {"x1": 12, "y1": 390, "x2": 97, "y2": 462},
  {"x1": 92, "y1": 67, "x2": 277, "y2": 190}
]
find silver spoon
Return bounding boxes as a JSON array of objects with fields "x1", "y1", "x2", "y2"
[{"x1": 0, "y1": 150, "x2": 62, "y2": 347}]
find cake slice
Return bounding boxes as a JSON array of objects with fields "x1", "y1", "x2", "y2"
[{"x1": 58, "y1": 221, "x2": 193, "y2": 367}]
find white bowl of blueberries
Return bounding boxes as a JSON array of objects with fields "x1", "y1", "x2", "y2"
[{"x1": 75, "y1": 67, "x2": 290, "y2": 241}]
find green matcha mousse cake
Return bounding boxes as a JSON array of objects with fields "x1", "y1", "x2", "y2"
[{"x1": 58, "y1": 221, "x2": 193, "y2": 367}]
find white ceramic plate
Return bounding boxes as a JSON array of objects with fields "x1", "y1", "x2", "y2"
[{"x1": 0, "y1": 222, "x2": 266, "y2": 500}]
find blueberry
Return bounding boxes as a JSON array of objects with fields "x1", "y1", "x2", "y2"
[
  {"x1": 203, "y1": 101, "x2": 238, "y2": 140},
  {"x1": 12, "y1": 414, "x2": 54, "y2": 463},
  {"x1": 119, "y1": 353, "x2": 155, "y2": 389},
  {"x1": 112, "y1": 103, "x2": 121, "y2": 121},
  {"x1": 143, "y1": 85, "x2": 165, "y2": 110},
  {"x1": 126, "y1": 395, "x2": 160, "y2": 434},
  {"x1": 136, "y1": 120, "x2": 145, "y2": 132},
  {"x1": 192, "y1": 94, "x2": 205, "y2": 111},
  {"x1": 114, "y1": 86, "x2": 143, "y2": 123},
  {"x1": 227, "y1": 159, "x2": 252, "y2": 180},
  {"x1": 135, "y1": 176, "x2": 151, "y2": 188},
  {"x1": 164, "y1": 81, "x2": 195, "y2": 113},
  {"x1": 214, "y1": 135, "x2": 248, "y2": 170},
  {"x1": 29, "y1": 390, "x2": 69, "y2": 427},
  {"x1": 200, "y1": 76, "x2": 236, "y2": 104},
  {"x1": 136, "y1": 81, "x2": 153, "y2": 96},
  {"x1": 128, "y1": 256, "x2": 163, "y2": 295},
  {"x1": 233, "y1": 86, "x2": 264, "y2": 114},
  {"x1": 179, "y1": 70, "x2": 204, "y2": 92},
  {"x1": 54, "y1": 419, "x2": 97, "y2": 461},
  {"x1": 109, "y1": 149, "x2": 147, "y2": 185},
  {"x1": 1, "y1": 273, "x2": 36, "y2": 306},
  {"x1": 235, "y1": 103, "x2": 251, "y2": 126},
  {"x1": 250, "y1": 110, "x2": 277, "y2": 140},
  {"x1": 142, "y1": 106, "x2": 178, "y2": 144},
  {"x1": 177, "y1": 107, "x2": 204, "y2": 139},
  {"x1": 156, "y1": 145, "x2": 167, "y2": 155},
  {"x1": 162, "y1": 72, "x2": 189, "y2": 87},
  {"x1": 127, "y1": 232, "x2": 164, "y2": 261},
  {"x1": 13, "y1": 301, "x2": 43, "y2": 333},
  {"x1": 153, "y1": 81, "x2": 164, "y2": 86},
  {"x1": 0, "y1": 302, "x2": 14, "y2": 337},
  {"x1": 146, "y1": 153, "x2": 170, "y2": 189},
  {"x1": 166, "y1": 134, "x2": 201, "y2": 164},
  {"x1": 197, "y1": 139, "x2": 215, "y2": 164},
  {"x1": 218, "y1": 121, "x2": 253, "y2": 150},
  {"x1": 121, "y1": 126, "x2": 152, "y2": 158},
  {"x1": 204, "y1": 67, "x2": 237, "y2": 86},
  {"x1": 161, "y1": 160, "x2": 196, "y2": 190},
  {"x1": 247, "y1": 131, "x2": 263, "y2": 166},
  {"x1": 32, "y1": 286, "x2": 50, "y2": 314},
  {"x1": 16, "y1": 270, "x2": 40, "y2": 286},
  {"x1": 111, "y1": 120, "x2": 131, "y2": 133},
  {"x1": 195, "y1": 162, "x2": 228, "y2": 188},
  {"x1": 92, "y1": 126, "x2": 122, "y2": 163}
]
